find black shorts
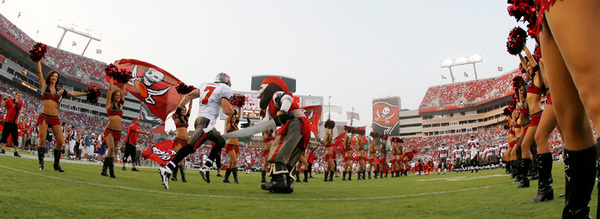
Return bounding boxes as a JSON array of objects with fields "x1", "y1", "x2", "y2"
[
  {"x1": 123, "y1": 142, "x2": 137, "y2": 162},
  {"x1": 0, "y1": 122, "x2": 18, "y2": 147}
]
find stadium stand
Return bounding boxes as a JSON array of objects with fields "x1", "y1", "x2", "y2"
[{"x1": 419, "y1": 70, "x2": 518, "y2": 110}]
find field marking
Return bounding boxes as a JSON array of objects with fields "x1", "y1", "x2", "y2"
[
  {"x1": 0, "y1": 164, "x2": 510, "y2": 201},
  {"x1": 417, "y1": 174, "x2": 509, "y2": 182}
]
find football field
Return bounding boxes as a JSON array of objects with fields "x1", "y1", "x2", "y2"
[{"x1": 0, "y1": 154, "x2": 592, "y2": 218}]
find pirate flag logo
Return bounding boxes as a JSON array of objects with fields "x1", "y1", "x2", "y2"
[
  {"x1": 372, "y1": 102, "x2": 399, "y2": 133},
  {"x1": 301, "y1": 105, "x2": 322, "y2": 134},
  {"x1": 128, "y1": 65, "x2": 170, "y2": 105}
]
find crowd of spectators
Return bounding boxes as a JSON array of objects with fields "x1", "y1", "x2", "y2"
[
  {"x1": 0, "y1": 13, "x2": 107, "y2": 90},
  {"x1": 419, "y1": 71, "x2": 518, "y2": 109}
]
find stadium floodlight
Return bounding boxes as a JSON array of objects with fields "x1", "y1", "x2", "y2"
[
  {"x1": 56, "y1": 20, "x2": 102, "y2": 56},
  {"x1": 439, "y1": 54, "x2": 483, "y2": 83}
]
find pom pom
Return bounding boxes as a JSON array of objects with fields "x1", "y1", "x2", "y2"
[
  {"x1": 230, "y1": 94, "x2": 246, "y2": 107},
  {"x1": 344, "y1": 125, "x2": 354, "y2": 133},
  {"x1": 507, "y1": 0, "x2": 535, "y2": 22},
  {"x1": 105, "y1": 64, "x2": 119, "y2": 78},
  {"x1": 503, "y1": 107, "x2": 513, "y2": 116},
  {"x1": 115, "y1": 69, "x2": 133, "y2": 84},
  {"x1": 29, "y1": 43, "x2": 48, "y2": 62},
  {"x1": 380, "y1": 134, "x2": 388, "y2": 141},
  {"x1": 86, "y1": 86, "x2": 101, "y2": 104},
  {"x1": 357, "y1": 129, "x2": 365, "y2": 135},
  {"x1": 175, "y1": 82, "x2": 196, "y2": 95},
  {"x1": 325, "y1": 120, "x2": 336, "y2": 129},
  {"x1": 370, "y1": 132, "x2": 379, "y2": 138},
  {"x1": 512, "y1": 76, "x2": 525, "y2": 90},
  {"x1": 506, "y1": 27, "x2": 528, "y2": 55}
]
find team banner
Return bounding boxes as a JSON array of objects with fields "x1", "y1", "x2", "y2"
[
  {"x1": 142, "y1": 140, "x2": 177, "y2": 166},
  {"x1": 140, "y1": 104, "x2": 165, "y2": 133},
  {"x1": 108, "y1": 59, "x2": 183, "y2": 122},
  {"x1": 372, "y1": 96, "x2": 401, "y2": 142},
  {"x1": 301, "y1": 105, "x2": 322, "y2": 135}
]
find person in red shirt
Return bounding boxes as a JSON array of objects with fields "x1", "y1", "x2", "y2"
[
  {"x1": 0, "y1": 93, "x2": 23, "y2": 157},
  {"x1": 122, "y1": 118, "x2": 150, "y2": 171},
  {"x1": 306, "y1": 147, "x2": 316, "y2": 179}
]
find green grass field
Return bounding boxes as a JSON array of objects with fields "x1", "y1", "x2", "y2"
[{"x1": 0, "y1": 154, "x2": 596, "y2": 218}]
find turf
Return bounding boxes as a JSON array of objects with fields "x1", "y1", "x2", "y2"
[{"x1": 0, "y1": 154, "x2": 595, "y2": 218}]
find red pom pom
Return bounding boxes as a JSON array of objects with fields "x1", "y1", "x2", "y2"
[
  {"x1": 86, "y1": 86, "x2": 101, "y2": 103},
  {"x1": 503, "y1": 107, "x2": 513, "y2": 116},
  {"x1": 506, "y1": 27, "x2": 528, "y2": 55},
  {"x1": 105, "y1": 64, "x2": 119, "y2": 78},
  {"x1": 507, "y1": 0, "x2": 535, "y2": 22},
  {"x1": 344, "y1": 125, "x2": 353, "y2": 133},
  {"x1": 29, "y1": 43, "x2": 48, "y2": 62},
  {"x1": 230, "y1": 94, "x2": 246, "y2": 107},
  {"x1": 325, "y1": 120, "x2": 336, "y2": 129},
  {"x1": 380, "y1": 134, "x2": 388, "y2": 141},
  {"x1": 175, "y1": 82, "x2": 195, "y2": 95},
  {"x1": 115, "y1": 69, "x2": 133, "y2": 84},
  {"x1": 369, "y1": 132, "x2": 379, "y2": 138},
  {"x1": 512, "y1": 76, "x2": 525, "y2": 91}
]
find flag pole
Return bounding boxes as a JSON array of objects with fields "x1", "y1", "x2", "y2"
[{"x1": 350, "y1": 107, "x2": 354, "y2": 126}]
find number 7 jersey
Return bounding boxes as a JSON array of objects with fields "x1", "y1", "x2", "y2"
[{"x1": 196, "y1": 82, "x2": 233, "y2": 122}]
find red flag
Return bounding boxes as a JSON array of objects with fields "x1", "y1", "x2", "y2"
[
  {"x1": 301, "y1": 105, "x2": 322, "y2": 135},
  {"x1": 2, "y1": 0, "x2": 5, "y2": 4},
  {"x1": 17, "y1": 12, "x2": 21, "y2": 18},
  {"x1": 72, "y1": 41, "x2": 77, "y2": 46},
  {"x1": 96, "y1": 49, "x2": 102, "y2": 54},
  {"x1": 498, "y1": 66, "x2": 503, "y2": 71},
  {"x1": 441, "y1": 75, "x2": 447, "y2": 79},
  {"x1": 464, "y1": 72, "x2": 468, "y2": 77},
  {"x1": 142, "y1": 140, "x2": 177, "y2": 166},
  {"x1": 110, "y1": 59, "x2": 183, "y2": 122}
]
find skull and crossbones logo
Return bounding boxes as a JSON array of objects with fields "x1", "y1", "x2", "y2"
[
  {"x1": 376, "y1": 106, "x2": 394, "y2": 123},
  {"x1": 128, "y1": 66, "x2": 170, "y2": 105}
]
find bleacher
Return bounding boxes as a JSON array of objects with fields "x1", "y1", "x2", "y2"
[
  {"x1": 419, "y1": 70, "x2": 518, "y2": 110},
  {"x1": 0, "y1": 13, "x2": 107, "y2": 89}
]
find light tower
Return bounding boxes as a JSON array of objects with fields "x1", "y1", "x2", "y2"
[
  {"x1": 56, "y1": 20, "x2": 102, "y2": 56},
  {"x1": 440, "y1": 54, "x2": 483, "y2": 84}
]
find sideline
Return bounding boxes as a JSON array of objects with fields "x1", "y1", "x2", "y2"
[
  {"x1": 417, "y1": 174, "x2": 509, "y2": 182},
  {"x1": 0, "y1": 164, "x2": 509, "y2": 201}
]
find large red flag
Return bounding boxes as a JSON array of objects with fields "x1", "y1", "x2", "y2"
[
  {"x1": 142, "y1": 140, "x2": 177, "y2": 166},
  {"x1": 108, "y1": 59, "x2": 183, "y2": 122},
  {"x1": 301, "y1": 105, "x2": 322, "y2": 135}
]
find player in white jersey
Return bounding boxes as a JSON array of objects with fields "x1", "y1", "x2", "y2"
[
  {"x1": 453, "y1": 146, "x2": 463, "y2": 172},
  {"x1": 159, "y1": 73, "x2": 234, "y2": 189},
  {"x1": 438, "y1": 144, "x2": 448, "y2": 174},
  {"x1": 469, "y1": 143, "x2": 480, "y2": 173},
  {"x1": 467, "y1": 134, "x2": 479, "y2": 147}
]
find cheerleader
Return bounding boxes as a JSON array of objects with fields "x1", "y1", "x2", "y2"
[
  {"x1": 342, "y1": 131, "x2": 353, "y2": 181},
  {"x1": 170, "y1": 98, "x2": 192, "y2": 182},
  {"x1": 530, "y1": 59, "x2": 562, "y2": 203},
  {"x1": 323, "y1": 124, "x2": 335, "y2": 182},
  {"x1": 533, "y1": 1, "x2": 600, "y2": 216},
  {"x1": 100, "y1": 78, "x2": 127, "y2": 178},
  {"x1": 223, "y1": 108, "x2": 241, "y2": 184},
  {"x1": 35, "y1": 61, "x2": 87, "y2": 171},
  {"x1": 367, "y1": 133, "x2": 377, "y2": 179}
]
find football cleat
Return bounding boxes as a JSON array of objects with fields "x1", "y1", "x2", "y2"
[
  {"x1": 158, "y1": 166, "x2": 172, "y2": 189},
  {"x1": 199, "y1": 167, "x2": 211, "y2": 183}
]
